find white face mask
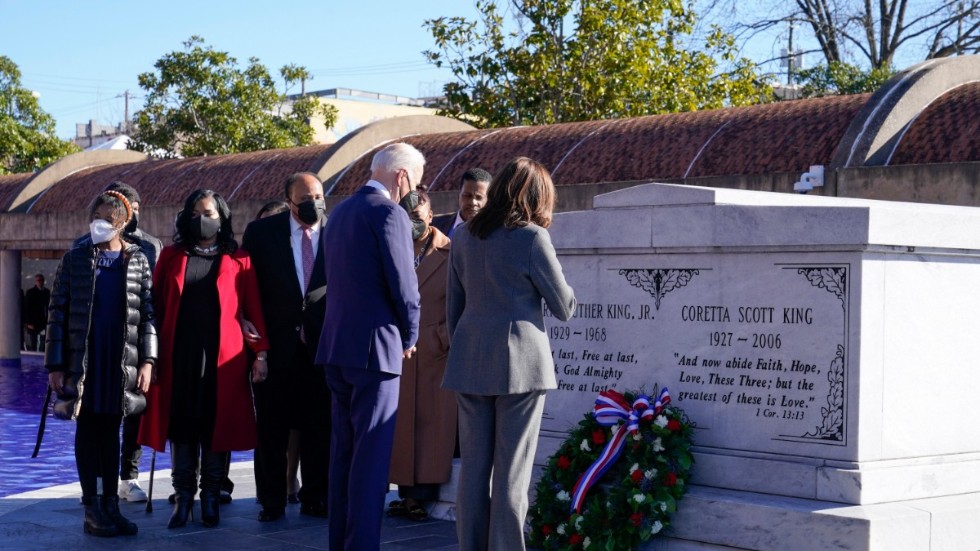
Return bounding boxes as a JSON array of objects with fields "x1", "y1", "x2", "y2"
[{"x1": 89, "y1": 219, "x2": 118, "y2": 245}]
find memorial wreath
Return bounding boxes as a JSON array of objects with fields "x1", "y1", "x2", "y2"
[{"x1": 528, "y1": 387, "x2": 694, "y2": 550}]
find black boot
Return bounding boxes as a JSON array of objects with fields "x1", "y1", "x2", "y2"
[
  {"x1": 168, "y1": 441, "x2": 197, "y2": 529},
  {"x1": 101, "y1": 495, "x2": 137, "y2": 535},
  {"x1": 82, "y1": 496, "x2": 118, "y2": 537},
  {"x1": 199, "y1": 449, "x2": 227, "y2": 528},
  {"x1": 199, "y1": 492, "x2": 219, "y2": 528},
  {"x1": 168, "y1": 491, "x2": 195, "y2": 528}
]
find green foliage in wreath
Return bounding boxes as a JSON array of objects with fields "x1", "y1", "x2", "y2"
[{"x1": 528, "y1": 388, "x2": 695, "y2": 550}]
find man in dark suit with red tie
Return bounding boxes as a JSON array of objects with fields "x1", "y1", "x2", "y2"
[
  {"x1": 431, "y1": 167, "x2": 491, "y2": 237},
  {"x1": 242, "y1": 172, "x2": 331, "y2": 521},
  {"x1": 316, "y1": 143, "x2": 422, "y2": 551}
]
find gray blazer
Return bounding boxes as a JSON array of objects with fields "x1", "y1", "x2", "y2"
[{"x1": 442, "y1": 223, "x2": 576, "y2": 395}]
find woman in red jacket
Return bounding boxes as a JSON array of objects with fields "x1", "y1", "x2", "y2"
[{"x1": 140, "y1": 189, "x2": 268, "y2": 529}]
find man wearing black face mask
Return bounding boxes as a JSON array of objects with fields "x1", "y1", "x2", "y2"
[
  {"x1": 241, "y1": 172, "x2": 331, "y2": 522},
  {"x1": 70, "y1": 181, "x2": 162, "y2": 505}
]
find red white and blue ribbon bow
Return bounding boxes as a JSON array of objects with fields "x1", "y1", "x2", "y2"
[{"x1": 569, "y1": 388, "x2": 671, "y2": 513}]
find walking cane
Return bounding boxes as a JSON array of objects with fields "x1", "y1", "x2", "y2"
[
  {"x1": 31, "y1": 388, "x2": 53, "y2": 458},
  {"x1": 145, "y1": 449, "x2": 156, "y2": 513}
]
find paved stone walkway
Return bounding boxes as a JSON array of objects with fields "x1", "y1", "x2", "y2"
[
  {"x1": 0, "y1": 354, "x2": 458, "y2": 550},
  {"x1": 0, "y1": 462, "x2": 458, "y2": 550}
]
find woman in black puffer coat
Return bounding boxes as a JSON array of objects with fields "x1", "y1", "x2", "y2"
[{"x1": 45, "y1": 190, "x2": 157, "y2": 538}]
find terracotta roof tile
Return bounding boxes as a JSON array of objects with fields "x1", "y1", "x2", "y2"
[
  {"x1": 685, "y1": 94, "x2": 870, "y2": 177},
  {"x1": 888, "y1": 82, "x2": 980, "y2": 166},
  {"x1": 28, "y1": 145, "x2": 329, "y2": 213},
  {"x1": 0, "y1": 173, "x2": 33, "y2": 211},
  {"x1": 329, "y1": 95, "x2": 872, "y2": 195}
]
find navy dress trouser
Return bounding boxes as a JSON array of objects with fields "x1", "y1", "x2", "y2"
[{"x1": 324, "y1": 364, "x2": 399, "y2": 551}]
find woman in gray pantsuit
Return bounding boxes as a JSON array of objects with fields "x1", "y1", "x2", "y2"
[{"x1": 442, "y1": 157, "x2": 576, "y2": 551}]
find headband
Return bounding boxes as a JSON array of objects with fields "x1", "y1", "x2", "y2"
[{"x1": 102, "y1": 190, "x2": 133, "y2": 225}]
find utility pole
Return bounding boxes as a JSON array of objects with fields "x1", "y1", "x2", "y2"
[
  {"x1": 787, "y1": 19, "x2": 795, "y2": 85},
  {"x1": 116, "y1": 90, "x2": 131, "y2": 134}
]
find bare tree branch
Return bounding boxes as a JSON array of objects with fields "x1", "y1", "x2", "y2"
[{"x1": 734, "y1": 0, "x2": 980, "y2": 69}]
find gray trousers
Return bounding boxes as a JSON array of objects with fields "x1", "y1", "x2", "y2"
[{"x1": 455, "y1": 391, "x2": 546, "y2": 551}]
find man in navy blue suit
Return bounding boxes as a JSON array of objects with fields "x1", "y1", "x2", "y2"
[{"x1": 315, "y1": 142, "x2": 422, "y2": 551}]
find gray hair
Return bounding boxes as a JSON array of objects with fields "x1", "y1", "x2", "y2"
[{"x1": 371, "y1": 143, "x2": 425, "y2": 183}]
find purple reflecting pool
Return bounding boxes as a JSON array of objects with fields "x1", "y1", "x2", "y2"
[{"x1": 0, "y1": 354, "x2": 252, "y2": 497}]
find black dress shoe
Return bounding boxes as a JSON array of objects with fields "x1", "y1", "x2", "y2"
[
  {"x1": 258, "y1": 508, "x2": 285, "y2": 522},
  {"x1": 300, "y1": 502, "x2": 328, "y2": 518}
]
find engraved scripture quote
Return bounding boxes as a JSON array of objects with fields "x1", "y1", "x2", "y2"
[{"x1": 542, "y1": 257, "x2": 850, "y2": 450}]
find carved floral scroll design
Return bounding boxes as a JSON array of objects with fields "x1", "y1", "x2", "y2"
[
  {"x1": 795, "y1": 266, "x2": 848, "y2": 441},
  {"x1": 618, "y1": 269, "x2": 701, "y2": 310}
]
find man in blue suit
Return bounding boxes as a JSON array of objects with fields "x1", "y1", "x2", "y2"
[{"x1": 316, "y1": 142, "x2": 423, "y2": 551}]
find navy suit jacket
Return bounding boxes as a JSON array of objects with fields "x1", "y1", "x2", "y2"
[
  {"x1": 315, "y1": 185, "x2": 420, "y2": 375},
  {"x1": 430, "y1": 211, "x2": 457, "y2": 237}
]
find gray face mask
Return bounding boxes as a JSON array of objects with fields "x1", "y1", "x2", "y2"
[
  {"x1": 398, "y1": 191, "x2": 426, "y2": 240},
  {"x1": 191, "y1": 215, "x2": 221, "y2": 241}
]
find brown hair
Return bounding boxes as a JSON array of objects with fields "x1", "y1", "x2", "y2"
[
  {"x1": 415, "y1": 184, "x2": 430, "y2": 206},
  {"x1": 467, "y1": 157, "x2": 555, "y2": 239}
]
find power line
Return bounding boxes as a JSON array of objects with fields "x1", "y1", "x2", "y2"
[{"x1": 20, "y1": 71, "x2": 135, "y2": 85}]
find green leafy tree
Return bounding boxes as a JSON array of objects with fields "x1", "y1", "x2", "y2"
[
  {"x1": 0, "y1": 56, "x2": 80, "y2": 174},
  {"x1": 130, "y1": 36, "x2": 337, "y2": 158},
  {"x1": 793, "y1": 61, "x2": 895, "y2": 98},
  {"x1": 424, "y1": 0, "x2": 771, "y2": 127}
]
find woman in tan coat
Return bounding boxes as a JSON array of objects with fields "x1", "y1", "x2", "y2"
[{"x1": 388, "y1": 185, "x2": 457, "y2": 521}]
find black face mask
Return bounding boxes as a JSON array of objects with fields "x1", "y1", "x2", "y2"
[
  {"x1": 295, "y1": 199, "x2": 325, "y2": 225},
  {"x1": 398, "y1": 192, "x2": 426, "y2": 240},
  {"x1": 191, "y1": 215, "x2": 221, "y2": 241},
  {"x1": 124, "y1": 211, "x2": 139, "y2": 235}
]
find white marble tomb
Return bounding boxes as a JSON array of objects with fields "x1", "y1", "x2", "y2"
[{"x1": 534, "y1": 182, "x2": 980, "y2": 551}]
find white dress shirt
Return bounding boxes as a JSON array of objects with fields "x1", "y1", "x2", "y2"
[
  {"x1": 365, "y1": 180, "x2": 390, "y2": 199},
  {"x1": 451, "y1": 212, "x2": 465, "y2": 235},
  {"x1": 289, "y1": 214, "x2": 320, "y2": 295}
]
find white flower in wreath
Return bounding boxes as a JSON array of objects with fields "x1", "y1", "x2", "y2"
[
  {"x1": 581, "y1": 439, "x2": 592, "y2": 452},
  {"x1": 651, "y1": 520, "x2": 664, "y2": 534},
  {"x1": 654, "y1": 415, "x2": 668, "y2": 428},
  {"x1": 645, "y1": 468, "x2": 657, "y2": 479},
  {"x1": 659, "y1": 502, "x2": 667, "y2": 512},
  {"x1": 575, "y1": 515, "x2": 584, "y2": 530},
  {"x1": 583, "y1": 536, "x2": 592, "y2": 549},
  {"x1": 557, "y1": 523, "x2": 566, "y2": 535},
  {"x1": 633, "y1": 432, "x2": 642, "y2": 441},
  {"x1": 557, "y1": 490, "x2": 571, "y2": 502},
  {"x1": 633, "y1": 493, "x2": 646, "y2": 504},
  {"x1": 652, "y1": 437, "x2": 665, "y2": 452},
  {"x1": 629, "y1": 463, "x2": 640, "y2": 474}
]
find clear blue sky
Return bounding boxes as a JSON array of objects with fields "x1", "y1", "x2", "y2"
[
  {"x1": 0, "y1": 0, "x2": 478, "y2": 139},
  {"x1": 1, "y1": 1, "x2": 924, "y2": 141}
]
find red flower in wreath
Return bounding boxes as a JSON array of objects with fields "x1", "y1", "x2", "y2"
[
  {"x1": 592, "y1": 428, "x2": 606, "y2": 445},
  {"x1": 541, "y1": 524, "x2": 553, "y2": 536},
  {"x1": 667, "y1": 418, "x2": 682, "y2": 431},
  {"x1": 630, "y1": 512, "x2": 644, "y2": 527},
  {"x1": 630, "y1": 469, "x2": 643, "y2": 483},
  {"x1": 665, "y1": 471, "x2": 678, "y2": 487},
  {"x1": 557, "y1": 455, "x2": 571, "y2": 470},
  {"x1": 569, "y1": 533, "x2": 583, "y2": 545}
]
